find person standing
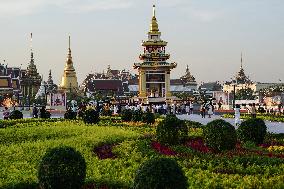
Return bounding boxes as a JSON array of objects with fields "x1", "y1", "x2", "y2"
[
  {"x1": 40, "y1": 106, "x2": 46, "y2": 118},
  {"x1": 278, "y1": 103, "x2": 283, "y2": 115},
  {"x1": 251, "y1": 103, "x2": 257, "y2": 118},
  {"x1": 185, "y1": 102, "x2": 190, "y2": 115},
  {"x1": 200, "y1": 104, "x2": 206, "y2": 118},
  {"x1": 190, "y1": 101, "x2": 194, "y2": 115},
  {"x1": 32, "y1": 105, "x2": 38, "y2": 118},
  {"x1": 3, "y1": 107, "x2": 10, "y2": 120},
  {"x1": 207, "y1": 103, "x2": 213, "y2": 118}
]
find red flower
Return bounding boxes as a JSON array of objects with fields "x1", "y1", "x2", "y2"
[{"x1": 151, "y1": 141, "x2": 177, "y2": 156}]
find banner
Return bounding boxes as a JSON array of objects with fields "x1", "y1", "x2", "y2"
[
  {"x1": 47, "y1": 93, "x2": 66, "y2": 107},
  {"x1": 213, "y1": 91, "x2": 230, "y2": 105}
]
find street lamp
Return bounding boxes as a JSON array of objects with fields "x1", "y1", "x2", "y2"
[
  {"x1": 230, "y1": 78, "x2": 237, "y2": 109},
  {"x1": 233, "y1": 82, "x2": 236, "y2": 109},
  {"x1": 44, "y1": 84, "x2": 47, "y2": 106},
  {"x1": 12, "y1": 95, "x2": 16, "y2": 110}
]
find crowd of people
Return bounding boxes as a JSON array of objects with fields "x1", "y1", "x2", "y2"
[{"x1": 2, "y1": 100, "x2": 284, "y2": 120}]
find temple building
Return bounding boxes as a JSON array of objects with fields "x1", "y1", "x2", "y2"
[
  {"x1": 21, "y1": 33, "x2": 42, "y2": 98},
  {"x1": 46, "y1": 70, "x2": 58, "y2": 94},
  {"x1": 133, "y1": 5, "x2": 177, "y2": 103},
  {"x1": 35, "y1": 70, "x2": 58, "y2": 99},
  {"x1": 59, "y1": 36, "x2": 79, "y2": 93},
  {"x1": 0, "y1": 61, "x2": 22, "y2": 101},
  {"x1": 170, "y1": 65, "x2": 198, "y2": 93},
  {"x1": 222, "y1": 54, "x2": 280, "y2": 93},
  {"x1": 81, "y1": 65, "x2": 136, "y2": 96}
]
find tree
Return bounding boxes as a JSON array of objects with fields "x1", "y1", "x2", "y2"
[{"x1": 235, "y1": 88, "x2": 255, "y2": 100}]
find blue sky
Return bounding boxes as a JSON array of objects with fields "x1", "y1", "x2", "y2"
[{"x1": 0, "y1": 0, "x2": 283, "y2": 84}]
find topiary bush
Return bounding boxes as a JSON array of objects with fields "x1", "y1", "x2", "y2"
[
  {"x1": 141, "y1": 111, "x2": 155, "y2": 124},
  {"x1": 132, "y1": 109, "x2": 143, "y2": 122},
  {"x1": 83, "y1": 109, "x2": 100, "y2": 124},
  {"x1": 156, "y1": 114, "x2": 188, "y2": 145},
  {"x1": 203, "y1": 119, "x2": 237, "y2": 152},
  {"x1": 237, "y1": 118, "x2": 267, "y2": 144},
  {"x1": 38, "y1": 146, "x2": 86, "y2": 189},
  {"x1": 64, "y1": 110, "x2": 77, "y2": 120},
  {"x1": 133, "y1": 158, "x2": 188, "y2": 189},
  {"x1": 121, "y1": 109, "x2": 133, "y2": 122},
  {"x1": 9, "y1": 110, "x2": 23, "y2": 119}
]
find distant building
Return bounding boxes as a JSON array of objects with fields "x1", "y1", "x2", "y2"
[
  {"x1": 200, "y1": 82, "x2": 223, "y2": 92},
  {"x1": 0, "y1": 62, "x2": 22, "y2": 99},
  {"x1": 171, "y1": 65, "x2": 197, "y2": 93},
  {"x1": 35, "y1": 70, "x2": 58, "y2": 99},
  {"x1": 20, "y1": 34, "x2": 42, "y2": 98},
  {"x1": 223, "y1": 55, "x2": 283, "y2": 93},
  {"x1": 223, "y1": 54, "x2": 254, "y2": 93}
]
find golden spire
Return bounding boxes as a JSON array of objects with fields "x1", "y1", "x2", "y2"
[
  {"x1": 65, "y1": 35, "x2": 74, "y2": 70},
  {"x1": 68, "y1": 35, "x2": 71, "y2": 56},
  {"x1": 150, "y1": 5, "x2": 159, "y2": 33}
]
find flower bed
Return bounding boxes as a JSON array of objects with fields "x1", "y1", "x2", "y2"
[
  {"x1": 223, "y1": 113, "x2": 284, "y2": 122},
  {"x1": 1, "y1": 119, "x2": 284, "y2": 188}
]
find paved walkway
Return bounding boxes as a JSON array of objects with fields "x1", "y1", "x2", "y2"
[{"x1": 177, "y1": 114, "x2": 284, "y2": 134}]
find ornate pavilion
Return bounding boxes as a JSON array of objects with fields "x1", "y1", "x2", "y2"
[
  {"x1": 133, "y1": 5, "x2": 177, "y2": 103},
  {"x1": 21, "y1": 33, "x2": 42, "y2": 98}
]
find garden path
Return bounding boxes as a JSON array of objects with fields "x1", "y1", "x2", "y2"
[{"x1": 177, "y1": 114, "x2": 284, "y2": 134}]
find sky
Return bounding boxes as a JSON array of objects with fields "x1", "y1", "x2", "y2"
[{"x1": 0, "y1": 0, "x2": 283, "y2": 85}]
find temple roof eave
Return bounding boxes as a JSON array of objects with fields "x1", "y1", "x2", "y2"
[
  {"x1": 133, "y1": 62, "x2": 177, "y2": 69},
  {"x1": 142, "y1": 41, "x2": 168, "y2": 46}
]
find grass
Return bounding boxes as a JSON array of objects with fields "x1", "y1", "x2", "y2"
[
  {"x1": 0, "y1": 118, "x2": 284, "y2": 188},
  {"x1": 0, "y1": 120, "x2": 140, "y2": 188}
]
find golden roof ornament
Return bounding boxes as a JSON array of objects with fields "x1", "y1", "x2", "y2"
[{"x1": 150, "y1": 5, "x2": 160, "y2": 33}]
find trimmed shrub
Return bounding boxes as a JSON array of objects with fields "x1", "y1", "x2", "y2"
[
  {"x1": 203, "y1": 119, "x2": 237, "y2": 152},
  {"x1": 133, "y1": 158, "x2": 188, "y2": 189},
  {"x1": 121, "y1": 109, "x2": 133, "y2": 122},
  {"x1": 132, "y1": 110, "x2": 143, "y2": 122},
  {"x1": 141, "y1": 111, "x2": 155, "y2": 124},
  {"x1": 64, "y1": 110, "x2": 77, "y2": 120},
  {"x1": 83, "y1": 109, "x2": 100, "y2": 124},
  {"x1": 9, "y1": 110, "x2": 23, "y2": 119},
  {"x1": 156, "y1": 114, "x2": 188, "y2": 145},
  {"x1": 237, "y1": 118, "x2": 267, "y2": 144},
  {"x1": 38, "y1": 146, "x2": 86, "y2": 189}
]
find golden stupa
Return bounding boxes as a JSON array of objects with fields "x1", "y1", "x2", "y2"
[{"x1": 60, "y1": 36, "x2": 79, "y2": 93}]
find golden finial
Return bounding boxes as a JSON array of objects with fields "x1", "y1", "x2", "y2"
[
  {"x1": 69, "y1": 35, "x2": 71, "y2": 49},
  {"x1": 67, "y1": 35, "x2": 72, "y2": 56},
  {"x1": 150, "y1": 5, "x2": 159, "y2": 33},
  {"x1": 153, "y1": 5, "x2": 156, "y2": 17}
]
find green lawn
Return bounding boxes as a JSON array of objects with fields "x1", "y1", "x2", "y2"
[{"x1": 1, "y1": 119, "x2": 284, "y2": 188}]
